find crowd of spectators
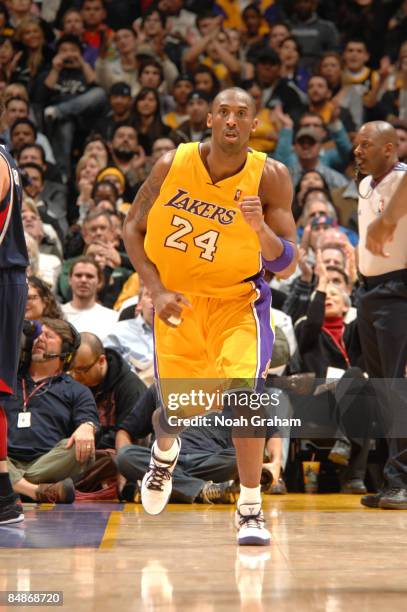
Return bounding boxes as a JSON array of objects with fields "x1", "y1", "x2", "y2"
[{"x1": 2, "y1": 0, "x2": 407, "y2": 502}]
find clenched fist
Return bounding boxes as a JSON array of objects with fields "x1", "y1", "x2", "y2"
[{"x1": 239, "y1": 196, "x2": 264, "y2": 232}]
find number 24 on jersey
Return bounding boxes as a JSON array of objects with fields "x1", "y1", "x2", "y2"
[{"x1": 164, "y1": 214, "x2": 219, "y2": 262}]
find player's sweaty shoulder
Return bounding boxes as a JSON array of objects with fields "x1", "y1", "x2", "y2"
[
  {"x1": 259, "y1": 157, "x2": 292, "y2": 205},
  {"x1": 262, "y1": 157, "x2": 290, "y2": 183},
  {"x1": 126, "y1": 149, "x2": 177, "y2": 228},
  {"x1": 147, "y1": 149, "x2": 177, "y2": 195}
]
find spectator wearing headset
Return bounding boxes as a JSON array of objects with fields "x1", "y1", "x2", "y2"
[{"x1": 4, "y1": 318, "x2": 99, "y2": 504}]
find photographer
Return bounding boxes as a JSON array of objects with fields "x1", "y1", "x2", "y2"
[
  {"x1": 4, "y1": 318, "x2": 99, "y2": 504},
  {"x1": 41, "y1": 34, "x2": 107, "y2": 181}
]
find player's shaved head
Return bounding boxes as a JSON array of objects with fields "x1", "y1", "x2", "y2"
[
  {"x1": 212, "y1": 87, "x2": 256, "y2": 116},
  {"x1": 360, "y1": 121, "x2": 398, "y2": 147}
]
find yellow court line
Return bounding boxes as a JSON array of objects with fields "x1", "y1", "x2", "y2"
[
  {"x1": 123, "y1": 503, "x2": 142, "y2": 513},
  {"x1": 121, "y1": 497, "x2": 386, "y2": 514},
  {"x1": 262, "y1": 494, "x2": 391, "y2": 512},
  {"x1": 99, "y1": 511, "x2": 121, "y2": 549}
]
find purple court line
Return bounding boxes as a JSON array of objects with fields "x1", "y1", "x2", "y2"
[{"x1": 0, "y1": 503, "x2": 124, "y2": 549}]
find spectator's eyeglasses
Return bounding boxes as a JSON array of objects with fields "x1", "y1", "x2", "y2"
[
  {"x1": 26, "y1": 294, "x2": 41, "y2": 302},
  {"x1": 309, "y1": 211, "x2": 327, "y2": 218},
  {"x1": 69, "y1": 356, "x2": 100, "y2": 375}
]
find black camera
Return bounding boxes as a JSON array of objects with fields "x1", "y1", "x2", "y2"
[
  {"x1": 19, "y1": 320, "x2": 42, "y2": 372},
  {"x1": 19, "y1": 168, "x2": 33, "y2": 189}
]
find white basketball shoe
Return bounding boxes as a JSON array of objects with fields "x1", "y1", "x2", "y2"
[
  {"x1": 141, "y1": 439, "x2": 181, "y2": 515},
  {"x1": 235, "y1": 502, "x2": 271, "y2": 546}
]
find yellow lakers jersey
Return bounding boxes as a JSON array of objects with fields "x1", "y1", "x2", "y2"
[{"x1": 145, "y1": 142, "x2": 267, "y2": 298}]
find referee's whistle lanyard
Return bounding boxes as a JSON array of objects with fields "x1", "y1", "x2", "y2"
[{"x1": 22, "y1": 378, "x2": 49, "y2": 411}]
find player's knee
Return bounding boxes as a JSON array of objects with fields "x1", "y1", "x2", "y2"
[{"x1": 226, "y1": 390, "x2": 267, "y2": 438}]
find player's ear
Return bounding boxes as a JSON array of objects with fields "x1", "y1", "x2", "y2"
[
  {"x1": 207, "y1": 112, "x2": 213, "y2": 129},
  {"x1": 251, "y1": 117, "x2": 258, "y2": 133},
  {"x1": 384, "y1": 142, "x2": 395, "y2": 158}
]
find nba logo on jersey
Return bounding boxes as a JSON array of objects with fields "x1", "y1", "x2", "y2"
[
  {"x1": 12, "y1": 169, "x2": 20, "y2": 186},
  {"x1": 378, "y1": 199, "x2": 385, "y2": 214},
  {"x1": 234, "y1": 189, "x2": 242, "y2": 201}
]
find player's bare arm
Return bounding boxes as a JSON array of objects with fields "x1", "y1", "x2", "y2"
[
  {"x1": 240, "y1": 158, "x2": 297, "y2": 278},
  {"x1": 123, "y1": 150, "x2": 191, "y2": 327}
]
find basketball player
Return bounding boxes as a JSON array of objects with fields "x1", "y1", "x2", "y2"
[
  {"x1": 0, "y1": 136, "x2": 29, "y2": 524},
  {"x1": 365, "y1": 173, "x2": 407, "y2": 256},
  {"x1": 123, "y1": 87, "x2": 297, "y2": 545},
  {"x1": 354, "y1": 121, "x2": 407, "y2": 509}
]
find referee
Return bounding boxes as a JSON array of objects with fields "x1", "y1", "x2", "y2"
[{"x1": 354, "y1": 121, "x2": 407, "y2": 509}]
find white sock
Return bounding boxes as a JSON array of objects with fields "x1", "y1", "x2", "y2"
[
  {"x1": 153, "y1": 439, "x2": 178, "y2": 463},
  {"x1": 238, "y1": 484, "x2": 261, "y2": 507}
]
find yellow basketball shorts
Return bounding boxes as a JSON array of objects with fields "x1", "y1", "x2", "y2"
[{"x1": 153, "y1": 276, "x2": 275, "y2": 414}]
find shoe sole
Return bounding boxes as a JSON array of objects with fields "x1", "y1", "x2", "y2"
[
  {"x1": 328, "y1": 452, "x2": 349, "y2": 466},
  {"x1": 361, "y1": 500, "x2": 380, "y2": 508},
  {"x1": 267, "y1": 487, "x2": 287, "y2": 495},
  {"x1": 378, "y1": 501, "x2": 407, "y2": 510},
  {"x1": 0, "y1": 514, "x2": 24, "y2": 525},
  {"x1": 60, "y1": 479, "x2": 76, "y2": 504},
  {"x1": 62, "y1": 493, "x2": 75, "y2": 504},
  {"x1": 238, "y1": 536, "x2": 271, "y2": 546},
  {"x1": 141, "y1": 489, "x2": 171, "y2": 516}
]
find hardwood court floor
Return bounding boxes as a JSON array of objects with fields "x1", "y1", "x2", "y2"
[{"x1": 1, "y1": 494, "x2": 407, "y2": 612}]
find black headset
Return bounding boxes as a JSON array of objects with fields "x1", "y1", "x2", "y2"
[{"x1": 60, "y1": 322, "x2": 81, "y2": 371}]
